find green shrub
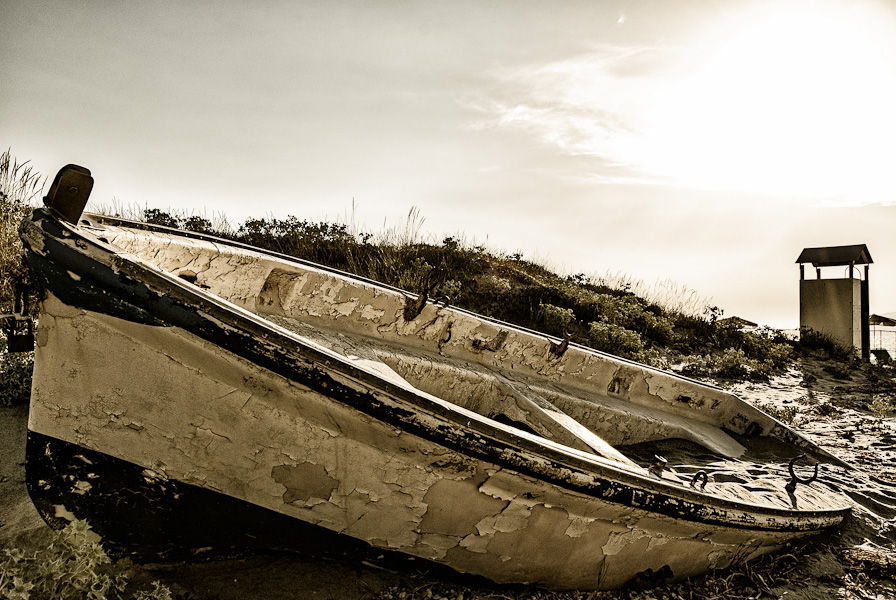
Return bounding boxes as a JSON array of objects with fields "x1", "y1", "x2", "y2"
[
  {"x1": 587, "y1": 321, "x2": 646, "y2": 361},
  {"x1": 756, "y1": 402, "x2": 798, "y2": 425},
  {"x1": 0, "y1": 151, "x2": 811, "y2": 384},
  {"x1": 536, "y1": 303, "x2": 575, "y2": 337},
  {"x1": 713, "y1": 348, "x2": 766, "y2": 380},
  {"x1": 870, "y1": 395, "x2": 895, "y2": 418},
  {"x1": 1, "y1": 149, "x2": 43, "y2": 315},
  {"x1": 0, "y1": 519, "x2": 171, "y2": 599},
  {"x1": 797, "y1": 327, "x2": 856, "y2": 362},
  {"x1": 739, "y1": 327, "x2": 793, "y2": 370},
  {"x1": 235, "y1": 215, "x2": 358, "y2": 268},
  {"x1": 678, "y1": 348, "x2": 778, "y2": 382},
  {"x1": 669, "y1": 313, "x2": 793, "y2": 379},
  {"x1": 141, "y1": 208, "x2": 181, "y2": 229},
  {"x1": 823, "y1": 361, "x2": 854, "y2": 380},
  {"x1": 797, "y1": 328, "x2": 861, "y2": 380}
]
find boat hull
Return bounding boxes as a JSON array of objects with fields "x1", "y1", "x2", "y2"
[
  {"x1": 19, "y1": 206, "x2": 849, "y2": 590},
  {"x1": 25, "y1": 290, "x2": 822, "y2": 590}
]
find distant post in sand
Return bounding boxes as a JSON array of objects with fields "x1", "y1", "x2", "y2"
[{"x1": 796, "y1": 244, "x2": 872, "y2": 360}]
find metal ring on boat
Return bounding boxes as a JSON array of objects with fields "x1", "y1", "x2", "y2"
[
  {"x1": 690, "y1": 470, "x2": 708, "y2": 491},
  {"x1": 785, "y1": 454, "x2": 819, "y2": 494}
]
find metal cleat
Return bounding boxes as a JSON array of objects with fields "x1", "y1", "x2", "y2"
[{"x1": 44, "y1": 164, "x2": 94, "y2": 224}]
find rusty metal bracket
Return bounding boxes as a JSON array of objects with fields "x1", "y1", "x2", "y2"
[
  {"x1": 432, "y1": 295, "x2": 450, "y2": 307},
  {"x1": 785, "y1": 455, "x2": 819, "y2": 495},
  {"x1": 403, "y1": 266, "x2": 445, "y2": 321},
  {"x1": 437, "y1": 320, "x2": 453, "y2": 351},
  {"x1": 470, "y1": 330, "x2": 508, "y2": 353},
  {"x1": 690, "y1": 470, "x2": 709, "y2": 491},
  {"x1": 549, "y1": 321, "x2": 581, "y2": 358}
]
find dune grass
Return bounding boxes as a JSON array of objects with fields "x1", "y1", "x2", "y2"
[
  {"x1": 0, "y1": 150, "x2": 43, "y2": 405},
  {"x1": 126, "y1": 205, "x2": 800, "y2": 379},
  {"x1": 1, "y1": 150, "x2": 848, "y2": 408},
  {"x1": 0, "y1": 149, "x2": 44, "y2": 314}
]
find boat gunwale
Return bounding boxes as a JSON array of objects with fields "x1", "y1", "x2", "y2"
[
  {"x1": 83, "y1": 212, "x2": 856, "y2": 464},
  {"x1": 21, "y1": 209, "x2": 852, "y2": 530},
  {"x1": 77, "y1": 213, "x2": 732, "y2": 392}
]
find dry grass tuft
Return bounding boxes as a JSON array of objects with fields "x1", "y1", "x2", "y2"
[
  {"x1": 0, "y1": 149, "x2": 45, "y2": 312},
  {"x1": 841, "y1": 541, "x2": 896, "y2": 576}
]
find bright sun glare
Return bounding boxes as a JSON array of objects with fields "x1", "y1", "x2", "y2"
[{"x1": 643, "y1": 0, "x2": 896, "y2": 204}]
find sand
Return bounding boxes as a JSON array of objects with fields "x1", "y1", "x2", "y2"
[{"x1": 3, "y1": 358, "x2": 896, "y2": 599}]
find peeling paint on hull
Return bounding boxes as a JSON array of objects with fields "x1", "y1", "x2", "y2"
[{"x1": 20, "y1": 209, "x2": 850, "y2": 590}]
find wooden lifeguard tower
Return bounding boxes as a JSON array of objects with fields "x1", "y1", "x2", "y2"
[{"x1": 796, "y1": 244, "x2": 872, "y2": 359}]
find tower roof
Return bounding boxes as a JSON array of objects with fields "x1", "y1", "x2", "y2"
[{"x1": 796, "y1": 244, "x2": 872, "y2": 267}]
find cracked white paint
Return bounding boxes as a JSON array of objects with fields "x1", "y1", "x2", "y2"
[
  {"x1": 564, "y1": 516, "x2": 595, "y2": 538},
  {"x1": 21, "y1": 216, "x2": 852, "y2": 590},
  {"x1": 26, "y1": 297, "x2": 831, "y2": 588},
  {"x1": 602, "y1": 529, "x2": 651, "y2": 556}
]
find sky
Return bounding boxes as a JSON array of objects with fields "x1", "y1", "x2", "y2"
[{"x1": 4, "y1": 0, "x2": 896, "y2": 328}]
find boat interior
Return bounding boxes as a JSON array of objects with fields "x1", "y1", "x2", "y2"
[{"x1": 70, "y1": 214, "x2": 846, "y2": 509}]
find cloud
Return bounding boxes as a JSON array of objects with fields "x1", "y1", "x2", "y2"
[
  {"x1": 469, "y1": 45, "x2": 676, "y2": 184},
  {"x1": 473, "y1": 5, "x2": 896, "y2": 208}
]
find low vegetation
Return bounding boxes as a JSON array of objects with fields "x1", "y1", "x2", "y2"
[
  {"x1": 119, "y1": 209, "x2": 795, "y2": 380},
  {"x1": 1, "y1": 149, "x2": 40, "y2": 407},
  {"x1": 0, "y1": 149, "x2": 41, "y2": 313},
  {"x1": 0, "y1": 151, "x2": 867, "y2": 407},
  {"x1": 0, "y1": 519, "x2": 171, "y2": 600},
  {"x1": 128, "y1": 205, "x2": 804, "y2": 380}
]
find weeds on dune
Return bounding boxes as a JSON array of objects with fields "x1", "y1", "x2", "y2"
[
  {"x1": 0, "y1": 150, "x2": 39, "y2": 407},
  {"x1": 0, "y1": 519, "x2": 171, "y2": 600},
  {"x1": 838, "y1": 543, "x2": 896, "y2": 599},
  {"x1": 683, "y1": 553, "x2": 803, "y2": 599},
  {"x1": 861, "y1": 363, "x2": 896, "y2": 397},
  {"x1": 842, "y1": 541, "x2": 896, "y2": 577},
  {"x1": 755, "y1": 401, "x2": 798, "y2": 425},
  {"x1": 797, "y1": 327, "x2": 860, "y2": 369},
  {"x1": 120, "y1": 206, "x2": 798, "y2": 371},
  {"x1": 93, "y1": 202, "x2": 234, "y2": 238},
  {"x1": 1, "y1": 151, "x2": 803, "y2": 380},
  {"x1": 823, "y1": 362, "x2": 854, "y2": 381},
  {"x1": 813, "y1": 401, "x2": 843, "y2": 418},
  {"x1": 0, "y1": 149, "x2": 43, "y2": 315},
  {"x1": 672, "y1": 315, "x2": 794, "y2": 382},
  {"x1": 0, "y1": 150, "x2": 824, "y2": 382},
  {"x1": 870, "y1": 396, "x2": 895, "y2": 419}
]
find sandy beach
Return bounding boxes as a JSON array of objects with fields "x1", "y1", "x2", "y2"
[{"x1": 3, "y1": 357, "x2": 896, "y2": 600}]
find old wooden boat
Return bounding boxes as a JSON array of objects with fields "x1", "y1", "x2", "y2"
[{"x1": 18, "y1": 164, "x2": 851, "y2": 590}]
